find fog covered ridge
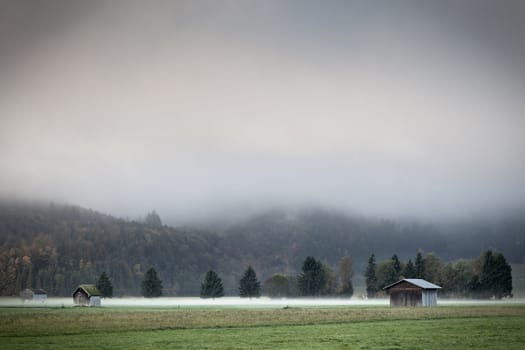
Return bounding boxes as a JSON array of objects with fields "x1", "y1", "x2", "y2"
[{"x1": 1, "y1": 1, "x2": 525, "y2": 222}]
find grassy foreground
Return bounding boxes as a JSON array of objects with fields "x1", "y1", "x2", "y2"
[{"x1": 1, "y1": 305, "x2": 524, "y2": 349}]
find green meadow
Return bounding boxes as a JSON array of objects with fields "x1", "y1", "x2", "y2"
[{"x1": 1, "y1": 305, "x2": 524, "y2": 349}]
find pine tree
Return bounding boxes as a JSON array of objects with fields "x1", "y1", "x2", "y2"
[
  {"x1": 364, "y1": 254, "x2": 378, "y2": 298},
  {"x1": 239, "y1": 266, "x2": 261, "y2": 298},
  {"x1": 403, "y1": 259, "x2": 416, "y2": 278},
  {"x1": 96, "y1": 271, "x2": 113, "y2": 298},
  {"x1": 391, "y1": 254, "x2": 402, "y2": 281},
  {"x1": 379, "y1": 260, "x2": 399, "y2": 287},
  {"x1": 423, "y1": 253, "x2": 441, "y2": 282},
  {"x1": 200, "y1": 270, "x2": 224, "y2": 298},
  {"x1": 415, "y1": 251, "x2": 425, "y2": 278},
  {"x1": 141, "y1": 267, "x2": 163, "y2": 297},
  {"x1": 480, "y1": 250, "x2": 513, "y2": 299},
  {"x1": 297, "y1": 256, "x2": 326, "y2": 296},
  {"x1": 492, "y1": 252, "x2": 512, "y2": 299}
]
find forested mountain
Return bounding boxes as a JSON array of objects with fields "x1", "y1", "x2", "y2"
[{"x1": 0, "y1": 201, "x2": 523, "y2": 296}]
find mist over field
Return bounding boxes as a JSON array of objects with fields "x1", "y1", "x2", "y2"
[
  {"x1": 3, "y1": 296, "x2": 525, "y2": 309},
  {"x1": 1, "y1": 1, "x2": 525, "y2": 225}
]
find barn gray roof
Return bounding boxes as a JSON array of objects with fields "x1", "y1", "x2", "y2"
[{"x1": 383, "y1": 278, "x2": 442, "y2": 290}]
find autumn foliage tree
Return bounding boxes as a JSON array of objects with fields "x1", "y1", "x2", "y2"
[{"x1": 337, "y1": 255, "x2": 354, "y2": 297}]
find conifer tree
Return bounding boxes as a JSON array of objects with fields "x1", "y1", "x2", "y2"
[
  {"x1": 200, "y1": 270, "x2": 224, "y2": 298},
  {"x1": 96, "y1": 271, "x2": 113, "y2": 298},
  {"x1": 297, "y1": 256, "x2": 326, "y2": 296},
  {"x1": 480, "y1": 250, "x2": 513, "y2": 299},
  {"x1": 379, "y1": 259, "x2": 398, "y2": 287},
  {"x1": 239, "y1": 266, "x2": 261, "y2": 298},
  {"x1": 391, "y1": 254, "x2": 402, "y2": 277},
  {"x1": 415, "y1": 251, "x2": 426, "y2": 278},
  {"x1": 492, "y1": 252, "x2": 513, "y2": 299},
  {"x1": 141, "y1": 267, "x2": 163, "y2": 297},
  {"x1": 365, "y1": 253, "x2": 378, "y2": 298},
  {"x1": 403, "y1": 259, "x2": 416, "y2": 278}
]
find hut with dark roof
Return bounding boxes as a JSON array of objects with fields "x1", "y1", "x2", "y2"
[
  {"x1": 73, "y1": 284, "x2": 101, "y2": 306},
  {"x1": 383, "y1": 279, "x2": 441, "y2": 307}
]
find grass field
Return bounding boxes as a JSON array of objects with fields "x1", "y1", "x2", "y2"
[{"x1": 1, "y1": 305, "x2": 524, "y2": 349}]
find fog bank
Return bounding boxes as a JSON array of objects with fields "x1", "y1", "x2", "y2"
[{"x1": 1, "y1": 1, "x2": 524, "y2": 223}]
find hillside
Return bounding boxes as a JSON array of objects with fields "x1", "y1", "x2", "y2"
[
  {"x1": 0, "y1": 201, "x2": 523, "y2": 296},
  {"x1": 0, "y1": 202, "x2": 221, "y2": 296}
]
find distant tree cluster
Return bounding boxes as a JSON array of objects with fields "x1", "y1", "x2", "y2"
[
  {"x1": 365, "y1": 250, "x2": 512, "y2": 299},
  {"x1": 262, "y1": 255, "x2": 354, "y2": 298},
  {"x1": 197, "y1": 266, "x2": 263, "y2": 299},
  {"x1": 469, "y1": 250, "x2": 513, "y2": 299}
]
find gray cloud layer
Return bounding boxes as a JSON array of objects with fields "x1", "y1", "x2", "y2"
[{"x1": 1, "y1": 1, "x2": 524, "y2": 222}]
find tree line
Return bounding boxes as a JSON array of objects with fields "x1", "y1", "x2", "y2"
[
  {"x1": 364, "y1": 250, "x2": 513, "y2": 299},
  {"x1": 96, "y1": 256, "x2": 351, "y2": 299},
  {"x1": 96, "y1": 265, "x2": 261, "y2": 299},
  {"x1": 262, "y1": 255, "x2": 354, "y2": 298},
  {"x1": 95, "y1": 249, "x2": 513, "y2": 300}
]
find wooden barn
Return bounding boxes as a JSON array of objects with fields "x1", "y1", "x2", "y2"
[
  {"x1": 20, "y1": 288, "x2": 47, "y2": 302},
  {"x1": 73, "y1": 285, "x2": 101, "y2": 306},
  {"x1": 383, "y1": 279, "x2": 441, "y2": 307}
]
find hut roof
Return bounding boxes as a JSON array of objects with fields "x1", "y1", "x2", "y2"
[
  {"x1": 383, "y1": 278, "x2": 442, "y2": 290},
  {"x1": 30, "y1": 288, "x2": 47, "y2": 295},
  {"x1": 75, "y1": 284, "x2": 101, "y2": 297}
]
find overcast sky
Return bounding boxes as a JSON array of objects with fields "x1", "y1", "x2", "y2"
[{"x1": 1, "y1": 0, "x2": 524, "y2": 223}]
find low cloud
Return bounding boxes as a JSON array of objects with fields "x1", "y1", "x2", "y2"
[{"x1": 1, "y1": 1, "x2": 524, "y2": 223}]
